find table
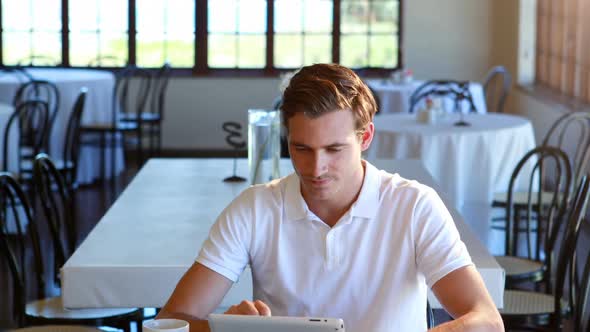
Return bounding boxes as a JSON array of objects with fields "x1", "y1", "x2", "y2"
[
  {"x1": 0, "y1": 68, "x2": 124, "y2": 183},
  {"x1": 61, "y1": 158, "x2": 504, "y2": 310},
  {"x1": 366, "y1": 113, "x2": 536, "y2": 208},
  {"x1": 366, "y1": 79, "x2": 487, "y2": 114},
  {"x1": 0, "y1": 103, "x2": 18, "y2": 173}
]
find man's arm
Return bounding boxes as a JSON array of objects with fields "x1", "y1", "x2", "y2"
[
  {"x1": 156, "y1": 262, "x2": 233, "y2": 332},
  {"x1": 429, "y1": 265, "x2": 504, "y2": 332}
]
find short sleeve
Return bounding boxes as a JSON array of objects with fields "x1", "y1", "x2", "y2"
[
  {"x1": 413, "y1": 188, "x2": 473, "y2": 288},
  {"x1": 196, "y1": 189, "x2": 253, "y2": 283}
]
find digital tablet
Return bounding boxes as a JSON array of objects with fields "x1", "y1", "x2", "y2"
[{"x1": 208, "y1": 313, "x2": 345, "y2": 332}]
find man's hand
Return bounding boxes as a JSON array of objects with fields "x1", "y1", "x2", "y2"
[{"x1": 225, "y1": 300, "x2": 272, "y2": 316}]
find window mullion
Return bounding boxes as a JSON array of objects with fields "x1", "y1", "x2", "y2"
[
  {"x1": 62, "y1": 0, "x2": 69, "y2": 66},
  {"x1": 129, "y1": 0, "x2": 136, "y2": 65},
  {"x1": 333, "y1": 0, "x2": 340, "y2": 63},
  {"x1": 196, "y1": 0, "x2": 208, "y2": 72},
  {"x1": 266, "y1": 0, "x2": 274, "y2": 71}
]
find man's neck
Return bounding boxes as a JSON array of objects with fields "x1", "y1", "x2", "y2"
[{"x1": 306, "y1": 162, "x2": 366, "y2": 227}]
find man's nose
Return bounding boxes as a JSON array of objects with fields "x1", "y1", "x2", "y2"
[{"x1": 310, "y1": 151, "x2": 327, "y2": 177}]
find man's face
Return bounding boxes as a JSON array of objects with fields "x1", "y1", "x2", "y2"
[{"x1": 287, "y1": 110, "x2": 373, "y2": 203}]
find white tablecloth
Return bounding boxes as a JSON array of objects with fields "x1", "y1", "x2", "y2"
[
  {"x1": 366, "y1": 80, "x2": 487, "y2": 114},
  {"x1": 61, "y1": 158, "x2": 504, "y2": 310},
  {"x1": 0, "y1": 68, "x2": 124, "y2": 183},
  {"x1": 0, "y1": 103, "x2": 18, "y2": 172},
  {"x1": 366, "y1": 113, "x2": 536, "y2": 207}
]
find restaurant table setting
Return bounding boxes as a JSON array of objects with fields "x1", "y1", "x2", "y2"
[
  {"x1": 366, "y1": 79, "x2": 487, "y2": 114},
  {"x1": 366, "y1": 113, "x2": 536, "y2": 208},
  {"x1": 0, "y1": 68, "x2": 124, "y2": 183},
  {"x1": 61, "y1": 158, "x2": 504, "y2": 311}
]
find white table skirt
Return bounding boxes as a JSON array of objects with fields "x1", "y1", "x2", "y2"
[
  {"x1": 61, "y1": 158, "x2": 504, "y2": 310},
  {"x1": 0, "y1": 103, "x2": 18, "y2": 173},
  {"x1": 366, "y1": 113, "x2": 537, "y2": 208},
  {"x1": 0, "y1": 68, "x2": 124, "y2": 183},
  {"x1": 367, "y1": 80, "x2": 487, "y2": 114}
]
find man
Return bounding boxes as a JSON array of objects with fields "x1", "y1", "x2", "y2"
[{"x1": 157, "y1": 64, "x2": 503, "y2": 331}]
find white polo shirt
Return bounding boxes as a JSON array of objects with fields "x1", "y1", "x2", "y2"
[{"x1": 197, "y1": 161, "x2": 472, "y2": 332}]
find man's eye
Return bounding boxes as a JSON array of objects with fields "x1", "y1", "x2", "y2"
[
  {"x1": 294, "y1": 146, "x2": 307, "y2": 151},
  {"x1": 327, "y1": 148, "x2": 342, "y2": 152}
]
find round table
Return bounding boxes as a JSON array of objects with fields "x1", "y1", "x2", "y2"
[
  {"x1": 0, "y1": 103, "x2": 18, "y2": 173},
  {"x1": 366, "y1": 79, "x2": 488, "y2": 114},
  {"x1": 366, "y1": 113, "x2": 536, "y2": 207},
  {"x1": 0, "y1": 68, "x2": 123, "y2": 184}
]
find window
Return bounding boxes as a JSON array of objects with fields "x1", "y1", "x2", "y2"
[
  {"x1": 69, "y1": 0, "x2": 128, "y2": 66},
  {"x1": 536, "y1": 0, "x2": 590, "y2": 103},
  {"x1": 2, "y1": 0, "x2": 62, "y2": 65},
  {"x1": 0, "y1": 0, "x2": 402, "y2": 74}
]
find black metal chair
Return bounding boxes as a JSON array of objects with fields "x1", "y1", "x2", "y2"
[
  {"x1": 500, "y1": 174, "x2": 590, "y2": 331},
  {"x1": 50, "y1": 88, "x2": 87, "y2": 192},
  {"x1": 16, "y1": 55, "x2": 58, "y2": 67},
  {"x1": 492, "y1": 112, "x2": 590, "y2": 238},
  {"x1": 575, "y1": 239, "x2": 590, "y2": 332},
  {"x1": 495, "y1": 146, "x2": 572, "y2": 289},
  {"x1": 12, "y1": 80, "x2": 60, "y2": 154},
  {"x1": 3, "y1": 100, "x2": 50, "y2": 183},
  {"x1": 1, "y1": 67, "x2": 34, "y2": 83},
  {"x1": 87, "y1": 55, "x2": 126, "y2": 67},
  {"x1": 29, "y1": 157, "x2": 144, "y2": 330},
  {"x1": 80, "y1": 66, "x2": 152, "y2": 180},
  {"x1": 409, "y1": 80, "x2": 478, "y2": 114},
  {"x1": 119, "y1": 63, "x2": 170, "y2": 158},
  {"x1": 483, "y1": 66, "x2": 511, "y2": 113}
]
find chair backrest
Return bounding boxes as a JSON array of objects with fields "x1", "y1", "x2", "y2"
[
  {"x1": 13, "y1": 80, "x2": 60, "y2": 152},
  {"x1": 552, "y1": 175, "x2": 590, "y2": 330},
  {"x1": 87, "y1": 55, "x2": 126, "y2": 67},
  {"x1": 367, "y1": 85, "x2": 381, "y2": 114},
  {"x1": 150, "y1": 63, "x2": 171, "y2": 119},
  {"x1": 3, "y1": 100, "x2": 50, "y2": 174},
  {"x1": 409, "y1": 80, "x2": 477, "y2": 114},
  {"x1": 1, "y1": 67, "x2": 34, "y2": 84},
  {"x1": 483, "y1": 66, "x2": 511, "y2": 113},
  {"x1": 0, "y1": 172, "x2": 43, "y2": 326},
  {"x1": 62, "y1": 88, "x2": 87, "y2": 187},
  {"x1": 542, "y1": 111, "x2": 590, "y2": 189},
  {"x1": 575, "y1": 228, "x2": 590, "y2": 332},
  {"x1": 504, "y1": 146, "x2": 572, "y2": 272},
  {"x1": 112, "y1": 66, "x2": 152, "y2": 126},
  {"x1": 33, "y1": 154, "x2": 75, "y2": 285},
  {"x1": 16, "y1": 55, "x2": 58, "y2": 67}
]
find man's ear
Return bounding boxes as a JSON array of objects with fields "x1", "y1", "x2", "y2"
[{"x1": 360, "y1": 122, "x2": 374, "y2": 151}]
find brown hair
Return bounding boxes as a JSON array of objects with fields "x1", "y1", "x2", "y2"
[{"x1": 280, "y1": 63, "x2": 377, "y2": 132}]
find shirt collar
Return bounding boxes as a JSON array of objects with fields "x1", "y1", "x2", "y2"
[{"x1": 284, "y1": 160, "x2": 380, "y2": 222}]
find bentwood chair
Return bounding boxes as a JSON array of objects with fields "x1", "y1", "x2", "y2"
[
  {"x1": 483, "y1": 66, "x2": 511, "y2": 113},
  {"x1": 575, "y1": 241, "x2": 590, "y2": 332},
  {"x1": 49, "y1": 88, "x2": 87, "y2": 192},
  {"x1": 26, "y1": 159, "x2": 143, "y2": 330},
  {"x1": 16, "y1": 55, "x2": 58, "y2": 67},
  {"x1": 87, "y1": 55, "x2": 126, "y2": 67},
  {"x1": 3, "y1": 100, "x2": 50, "y2": 183},
  {"x1": 119, "y1": 63, "x2": 170, "y2": 158},
  {"x1": 12, "y1": 80, "x2": 60, "y2": 154},
  {"x1": 492, "y1": 112, "x2": 590, "y2": 237},
  {"x1": 500, "y1": 174, "x2": 590, "y2": 331},
  {"x1": 409, "y1": 80, "x2": 478, "y2": 114},
  {"x1": 494, "y1": 146, "x2": 572, "y2": 289},
  {"x1": 80, "y1": 66, "x2": 152, "y2": 180}
]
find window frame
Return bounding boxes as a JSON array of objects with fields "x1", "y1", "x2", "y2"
[{"x1": 0, "y1": 0, "x2": 403, "y2": 77}]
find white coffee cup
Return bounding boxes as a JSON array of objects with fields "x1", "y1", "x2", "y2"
[{"x1": 143, "y1": 319, "x2": 189, "y2": 332}]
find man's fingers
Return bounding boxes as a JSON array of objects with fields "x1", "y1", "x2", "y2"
[
  {"x1": 254, "y1": 300, "x2": 271, "y2": 316},
  {"x1": 238, "y1": 300, "x2": 259, "y2": 315},
  {"x1": 224, "y1": 300, "x2": 271, "y2": 316}
]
